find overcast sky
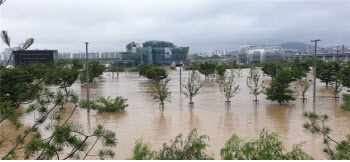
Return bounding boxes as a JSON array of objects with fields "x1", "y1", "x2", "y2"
[{"x1": 0, "y1": 0, "x2": 349, "y2": 53}]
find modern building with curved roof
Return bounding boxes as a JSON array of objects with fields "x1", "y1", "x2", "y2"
[
  {"x1": 238, "y1": 45, "x2": 285, "y2": 64},
  {"x1": 121, "y1": 40, "x2": 189, "y2": 66}
]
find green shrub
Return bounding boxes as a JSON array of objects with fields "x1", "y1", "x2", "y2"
[
  {"x1": 129, "y1": 67, "x2": 139, "y2": 72},
  {"x1": 220, "y1": 128, "x2": 313, "y2": 160},
  {"x1": 157, "y1": 129, "x2": 213, "y2": 160},
  {"x1": 138, "y1": 64, "x2": 154, "y2": 77},
  {"x1": 106, "y1": 67, "x2": 125, "y2": 72},
  {"x1": 341, "y1": 93, "x2": 350, "y2": 111},
  {"x1": 130, "y1": 129, "x2": 213, "y2": 160},
  {"x1": 145, "y1": 68, "x2": 167, "y2": 80},
  {"x1": 130, "y1": 139, "x2": 155, "y2": 160},
  {"x1": 86, "y1": 96, "x2": 128, "y2": 112}
]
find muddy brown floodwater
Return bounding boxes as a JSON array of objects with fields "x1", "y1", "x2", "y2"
[{"x1": 1, "y1": 68, "x2": 350, "y2": 160}]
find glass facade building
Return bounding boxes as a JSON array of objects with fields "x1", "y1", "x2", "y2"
[
  {"x1": 238, "y1": 45, "x2": 285, "y2": 64},
  {"x1": 121, "y1": 40, "x2": 189, "y2": 66},
  {"x1": 13, "y1": 50, "x2": 58, "y2": 67}
]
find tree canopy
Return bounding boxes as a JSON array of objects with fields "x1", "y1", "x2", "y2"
[
  {"x1": 0, "y1": 68, "x2": 37, "y2": 105},
  {"x1": 262, "y1": 63, "x2": 282, "y2": 79},
  {"x1": 316, "y1": 60, "x2": 341, "y2": 87},
  {"x1": 265, "y1": 68, "x2": 295, "y2": 105},
  {"x1": 199, "y1": 61, "x2": 216, "y2": 80}
]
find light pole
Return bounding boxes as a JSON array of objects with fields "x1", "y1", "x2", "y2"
[
  {"x1": 336, "y1": 46, "x2": 341, "y2": 62},
  {"x1": 311, "y1": 39, "x2": 321, "y2": 103},
  {"x1": 85, "y1": 42, "x2": 90, "y2": 112},
  {"x1": 124, "y1": 62, "x2": 127, "y2": 74},
  {"x1": 179, "y1": 47, "x2": 182, "y2": 93},
  {"x1": 179, "y1": 62, "x2": 182, "y2": 92},
  {"x1": 117, "y1": 62, "x2": 119, "y2": 79}
]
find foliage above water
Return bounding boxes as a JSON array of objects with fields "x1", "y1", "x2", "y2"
[
  {"x1": 130, "y1": 139, "x2": 156, "y2": 160},
  {"x1": 220, "y1": 128, "x2": 313, "y2": 160},
  {"x1": 131, "y1": 128, "x2": 313, "y2": 160},
  {"x1": 183, "y1": 70, "x2": 202, "y2": 103},
  {"x1": 138, "y1": 63, "x2": 168, "y2": 80},
  {"x1": 131, "y1": 129, "x2": 213, "y2": 160},
  {"x1": 199, "y1": 61, "x2": 216, "y2": 80},
  {"x1": 150, "y1": 79, "x2": 171, "y2": 106},
  {"x1": 262, "y1": 63, "x2": 282, "y2": 79},
  {"x1": 316, "y1": 60, "x2": 342, "y2": 87},
  {"x1": 82, "y1": 96, "x2": 128, "y2": 112},
  {"x1": 265, "y1": 68, "x2": 295, "y2": 105},
  {"x1": 218, "y1": 74, "x2": 239, "y2": 102},
  {"x1": 79, "y1": 60, "x2": 106, "y2": 84},
  {"x1": 341, "y1": 93, "x2": 350, "y2": 111}
]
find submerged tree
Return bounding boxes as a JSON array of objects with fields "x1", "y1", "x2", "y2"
[
  {"x1": 265, "y1": 68, "x2": 295, "y2": 105},
  {"x1": 199, "y1": 61, "x2": 216, "y2": 80},
  {"x1": 183, "y1": 71, "x2": 202, "y2": 106},
  {"x1": 218, "y1": 75, "x2": 239, "y2": 104},
  {"x1": 290, "y1": 59, "x2": 311, "y2": 82},
  {"x1": 234, "y1": 68, "x2": 243, "y2": 77},
  {"x1": 296, "y1": 78, "x2": 312, "y2": 103},
  {"x1": 340, "y1": 62, "x2": 350, "y2": 89},
  {"x1": 150, "y1": 79, "x2": 171, "y2": 108},
  {"x1": 303, "y1": 112, "x2": 350, "y2": 159},
  {"x1": 248, "y1": 64, "x2": 257, "y2": 78},
  {"x1": 216, "y1": 64, "x2": 227, "y2": 78},
  {"x1": 79, "y1": 60, "x2": 105, "y2": 84},
  {"x1": 340, "y1": 94, "x2": 350, "y2": 111},
  {"x1": 329, "y1": 72, "x2": 342, "y2": 101},
  {"x1": 82, "y1": 96, "x2": 128, "y2": 112},
  {"x1": 220, "y1": 128, "x2": 313, "y2": 160},
  {"x1": 316, "y1": 61, "x2": 341, "y2": 87},
  {"x1": 262, "y1": 63, "x2": 282, "y2": 80},
  {"x1": 145, "y1": 68, "x2": 167, "y2": 80},
  {"x1": 246, "y1": 72, "x2": 264, "y2": 104}
]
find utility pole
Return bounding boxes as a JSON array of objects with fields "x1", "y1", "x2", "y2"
[
  {"x1": 180, "y1": 62, "x2": 182, "y2": 92},
  {"x1": 311, "y1": 39, "x2": 321, "y2": 103},
  {"x1": 117, "y1": 62, "x2": 119, "y2": 79},
  {"x1": 336, "y1": 46, "x2": 341, "y2": 62},
  {"x1": 180, "y1": 47, "x2": 182, "y2": 93},
  {"x1": 85, "y1": 42, "x2": 90, "y2": 112},
  {"x1": 342, "y1": 45, "x2": 345, "y2": 61}
]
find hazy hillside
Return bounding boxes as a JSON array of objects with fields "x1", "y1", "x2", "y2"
[{"x1": 280, "y1": 42, "x2": 313, "y2": 50}]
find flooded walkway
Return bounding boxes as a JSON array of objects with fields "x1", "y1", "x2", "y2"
[{"x1": 2, "y1": 69, "x2": 350, "y2": 159}]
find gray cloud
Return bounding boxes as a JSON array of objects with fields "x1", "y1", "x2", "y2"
[{"x1": 1, "y1": 0, "x2": 349, "y2": 53}]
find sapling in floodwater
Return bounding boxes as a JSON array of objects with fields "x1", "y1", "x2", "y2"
[
  {"x1": 218, "y1": 74, "x2": 239, "y2": 104},
  {"x1": 183, "y1": 70, "x2": 202, "y2": 106},
  {"x1": 246, "y1": 72, "x2": 264, "y2": 104},
  {"x1": 150, "y1": 79, "x2": 171, "y2": 108}
]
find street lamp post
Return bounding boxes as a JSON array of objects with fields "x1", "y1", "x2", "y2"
[
  {"x1": 311, "y1": 39, "x2": 321, "y2": 103},
  {"x1": 85, "y1": 42, "x2": 90, "y2": 112},
  {"x1": 180, "y1": 47, "x2": 182, "y2": 93},
  {"x1": 124, "y1": 62, "x2": 127, "y2": 74},
  {"x1": 180, "y1": 62, "x2": 182, "y2": 92},
  {"x1": 336, "y1": 46, "x2": 341, "y2": 62}
]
